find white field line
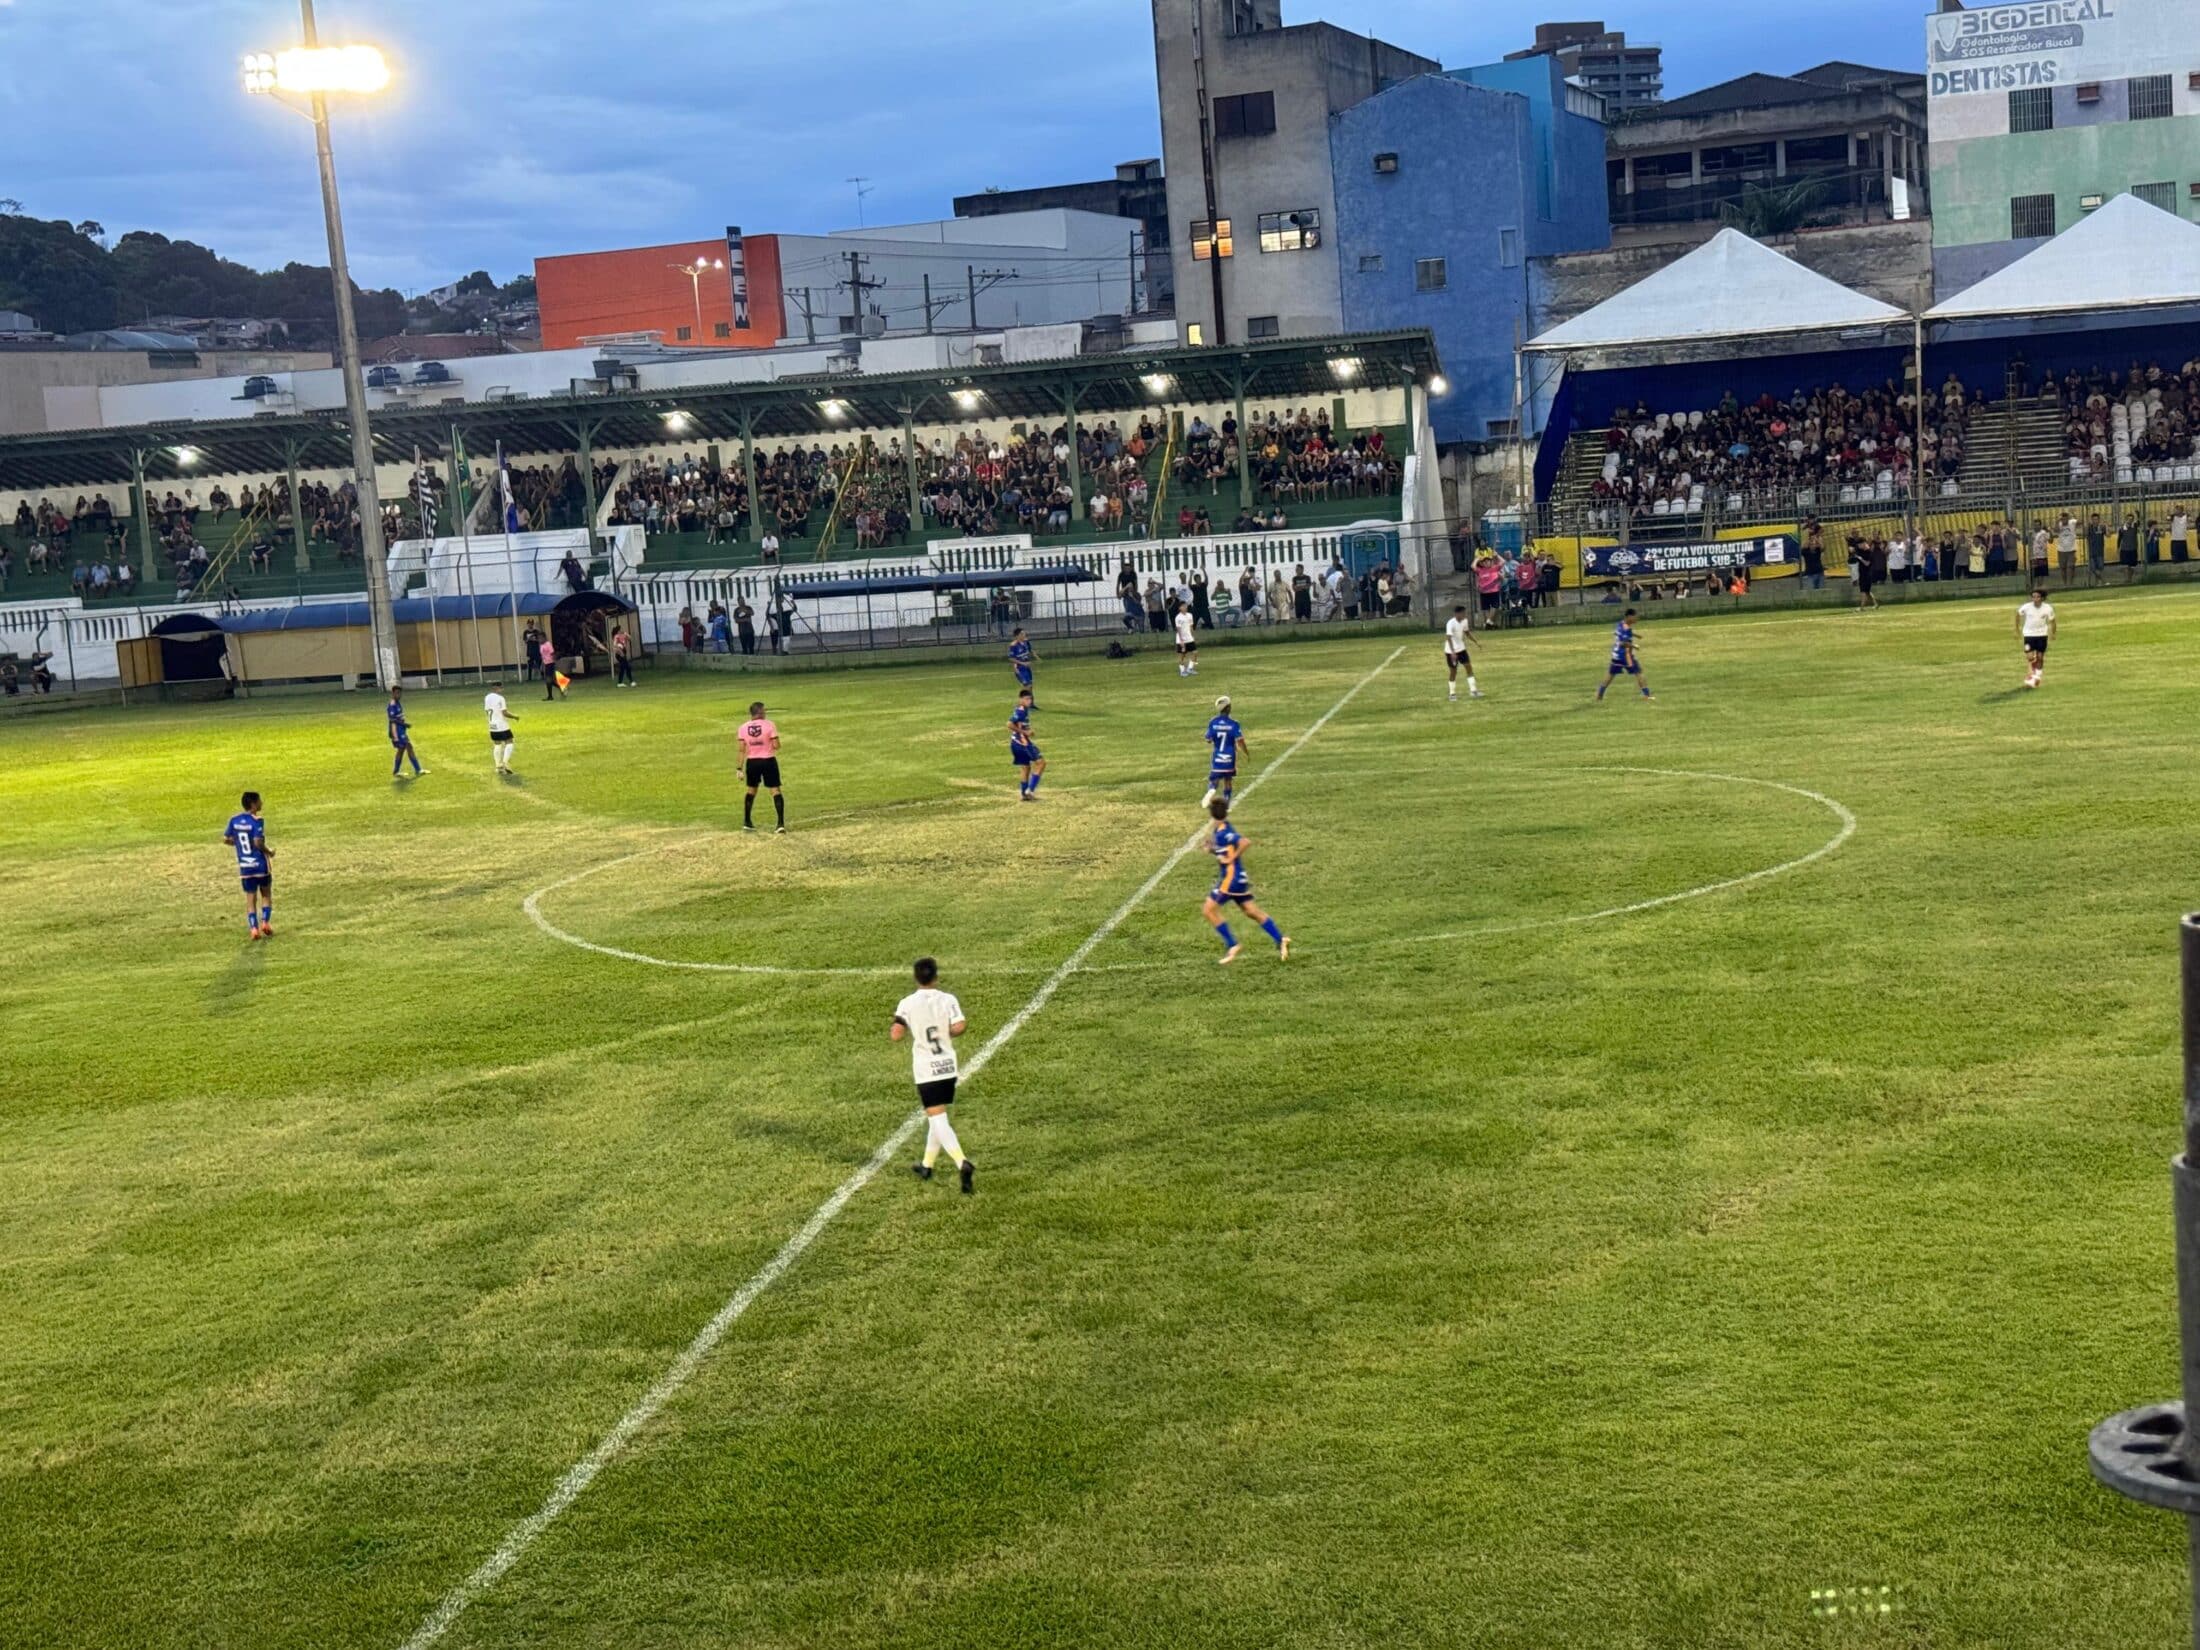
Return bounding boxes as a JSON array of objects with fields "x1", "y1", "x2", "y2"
[
  {"x1": 1074, "y1": 766, "x2": 1856, "y2": 972},
  {"x1": 520, "y1": 795, "x2": 1022, "y2": 978},
  {"x1": 1402, "y1": 767, "x2": 1856, "y2": 945},
  {"x1": 398, "y1": 645, "x2": 1405, "y2": 1650}
]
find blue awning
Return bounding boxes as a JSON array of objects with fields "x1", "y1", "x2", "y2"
[{"x1": 217, "y1": 592, "x2": 633, "y2": 633}]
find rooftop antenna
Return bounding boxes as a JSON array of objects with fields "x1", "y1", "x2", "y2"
[{"x1": 848, "y1": 177, "x2": 873, "y2": 227}]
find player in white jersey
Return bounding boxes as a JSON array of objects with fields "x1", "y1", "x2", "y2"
[
  {"x1": 2017, "y1": 588, "x2": 2057, "y2": 689},
  {"x1": 892, "y1": 956, "x2": 973, "y2": 1194},
  {"x1": 1444, "y1": 605, "x2": 1482, "y2": 702},
  {"x1": 1173, "y1": 605, "x2": 1199, "y2": 676},
  {"x1": 483, "y1": 689, "x2": 516, "y2": 772}
]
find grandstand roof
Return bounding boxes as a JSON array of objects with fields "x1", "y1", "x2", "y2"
[
  {"x1": 1924, "y1": 193, "x2": 2200, "y2": 325},
  {"x1": 1525, "y1": 230, "x2": 1905, "y2": 355},
  {"x1": 0, "y1": 329, "x2": 1439, "y2": 493}
]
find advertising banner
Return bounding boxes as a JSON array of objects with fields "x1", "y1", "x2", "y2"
[
  {"x1": 1581, "y1": 535, "x2": 1797, "y2": 579},
  {"x1": 1926, "y1": 0, "x2": 2152, "y2": 100}
]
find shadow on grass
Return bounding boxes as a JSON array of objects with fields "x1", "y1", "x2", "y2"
[
  {"x1": 205, "y1": 942, "x2": 267, "y2": 1016},
  {"x1": 1979, "y1": 687, "x2": 2035, "y2": 705}
]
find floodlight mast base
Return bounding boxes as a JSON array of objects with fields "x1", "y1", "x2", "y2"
[{"x1": 2089, "y1": 913, "x2": 2200, "y2": 1649}]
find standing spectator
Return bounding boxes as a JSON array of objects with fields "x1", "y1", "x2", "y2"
[
  {"x1": 2085, "y1": 514, "x2": 2108, "y2": 585},
  {"x1": 1189, "y1": 570, "x2": 1213, "y2": 630},
  {"x1": 1143, "y1": 577, "x2": 1167, "y2": 634},
  {"x1": 1475, "y1": 549, "x2": 1503, "y2": 617},
  {"x1": 734, "y1": 597, "x2": 758, "y2": 655},
  {"x1": 2117, "y1": 513, "x2": 2141, "y2": 581},
  {"x1": 1266, "y1": 569, "x2": 1291, "y2": 625},
  {"x1": 1116, "y1": 560, "x2": 1141, "y2": 632},
  {"x1": 1238, "y1": 566, "x2": 1262, "y2": 626},
  {"x1": 1291, "y1": 564, "x2": 1313, "y2": 622},
  {"x1": 1801, "y1": 517, "x2": 1825, "y2": 590},
  {"x1": 1886, "y1": 534, "x2": 1909, "y2": 587},
  {"x1": 2172, "y1": 507, "x2": 2192, "y2": 565}
]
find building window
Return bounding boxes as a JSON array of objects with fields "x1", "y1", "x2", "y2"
[
  {"x1": 1190, "y1": 218, "x2": 1234, "y2": 260},
  {"x1": 675, "y1": 324, "x2": 692, "y2": 341},
  {"x1": 2080, "y1": 193, "x2": 2105, "y2": 212},
  {"x1": 714, "y1": 321, "x2": 732, "y2": 338},
  {"x1": 1356, "y1": 253, "x2": 1384, "y2": 273},
  {"x1": 1212, "y1": 90, "x2": 1276, "y2": 138},
  {"x1": 2130, "y1": 74, "x2": 2174, "y2": 121},
  {"x1": 1186, "y1": 322, "x2": 1205, "y2": 346},
  {"x1": 1257, "y1": 209, "x2": 1320, "y2": 252},
  {"x1": 2009, "y1": 87, "x2": 2054, "y2": 133},
  {"x1": 1247, "y1": 315, "x2": 1280, "y2": 339},
  {"x1": 1498, "y1": 227, "x2": 1521, "y2": 268},
  {"x1": 2011, "y1": 193, "x2": 2057, "y2": 240},
  {"x1": 2133, "y1": 181, "x2": 2178, "y2": 212},
  {"x1": 1414, "y1": 257, "x2": 1448, "y2": 292},
  {"x1": 1373, "y1": 151, "x2": 1399, "y2": 174}
]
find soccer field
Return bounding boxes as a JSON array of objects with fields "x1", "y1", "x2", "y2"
[{"x1": 3, "y1": 592, "x2": 2193, "y2": 1648}]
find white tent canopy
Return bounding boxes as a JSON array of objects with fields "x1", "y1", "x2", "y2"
[
  {"x1": 1525, "y1": 228, "x2": 1907, "y2": 355},
  {"x1": 1925, "y1": 193, "x2": 2200, "y2": 324}
]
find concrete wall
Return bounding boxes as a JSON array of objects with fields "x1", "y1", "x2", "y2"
[
  {"x1": 1929, "y1": 117, "x2": 2200, "y2": 294},
  {"x1": 1333, "y1": 73, "x2": 1609, "y2": 445},
  {"x1": 1154, "y1": 0, "x2": 1436, "y2": 346},
  {"x1": 1534, "y1": 217, "x2": 1934, "y2": 338},
  {"x1": 772, "y1": 211, "x2": 1136, "y2": 341},
  {"x1": 0, "y1": 349, "x2": 330, "y2": 436}
]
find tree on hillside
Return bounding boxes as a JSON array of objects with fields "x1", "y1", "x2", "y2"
[{"x1": 455, "y1": 270, "x2": 495, "y2": 296}]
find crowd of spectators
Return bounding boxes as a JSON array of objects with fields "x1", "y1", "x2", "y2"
[
  {"x1": 1588, "y1": 379, "x2": 1972, "y2": 525},
  {"x1": 1112, "y1": 553, "x2": 1414, "y2": 632},
  {"x1": 2058, "y1": 359, "x2": 2200, "y2": 480},
  {"x1": 1174, "y1": 407, "x2": 1400, "y2": 504}
]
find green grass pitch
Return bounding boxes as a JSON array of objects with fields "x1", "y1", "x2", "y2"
[{"x1": 3, "y1": 591, "x2": 2193, "y2": 1648}]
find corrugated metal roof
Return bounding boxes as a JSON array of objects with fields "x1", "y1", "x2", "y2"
[
  {"x1": 217, "y1": 592, "x2": 631, "y2": 632},
  {"x1": 0, "y1": 329, "x2": 1441, "y2": 492}
]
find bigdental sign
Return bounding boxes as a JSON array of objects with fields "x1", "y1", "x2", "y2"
[{"x1": 1926, "y1": 0, "x2": 2140, "y2": 98}]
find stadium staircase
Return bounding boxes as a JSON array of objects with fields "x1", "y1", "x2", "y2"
[{"x1": 1958, "y1": 388, "x2": 2067, "y2": 499}]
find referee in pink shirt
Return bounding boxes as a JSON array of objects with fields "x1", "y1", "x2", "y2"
[{"x1": 739, "y1": 701, "x2": 785, "y2": 833}]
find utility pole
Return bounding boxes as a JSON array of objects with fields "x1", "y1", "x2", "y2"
[
  {"x1": 790, "y1": 286, "x2": 820, "y2": 345},
  {"x1": 965, "y1": 266, "x2": 1016, "y2": 329},
  {"x1": 1129, "y1": 231, "x2": 1140, "y2": 317},
  {"x1": 840, "y1": 250, "x2": 885, "y2": 333}
]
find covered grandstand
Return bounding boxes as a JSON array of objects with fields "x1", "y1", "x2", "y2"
[{"x1": 1526, "y1": 201, "x2": 2200, "y2": 583}]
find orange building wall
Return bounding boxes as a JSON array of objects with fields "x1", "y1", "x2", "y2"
[{"x1": 536, "y1": 236, "x2": 784, "y2": 351}]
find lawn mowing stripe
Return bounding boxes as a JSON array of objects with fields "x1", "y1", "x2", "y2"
[{"x1": 395, "y1": 644, "x2": 1406, "y2": 1649}]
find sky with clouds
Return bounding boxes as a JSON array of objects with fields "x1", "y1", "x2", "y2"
[{"x1": 3, "y1": 0, "x2": 1935, "y2": 294}]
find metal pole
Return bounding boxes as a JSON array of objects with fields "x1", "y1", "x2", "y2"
[
  {"x1": 299, "y1": 0, "x2": 398, "y2": 690},
  {"x1": 741, "y1": 405, "x2": 765, "y2": 546},
  {"x1": 1063, "y1": 382, "x2": 1084, "y2": 524},
  {"x1": 1233, "y1": 367, "x2": 1252, "y2": 512},
  {"x1": 2090, "y1": 912, "x2": 2200, "y2": 1650},
  {"x1": 901, "y1": 404, "x2": 923, "y2": 531},
  {"x1": 285, "y1": 439, "x2": 311, "y2": 571},
  {"x1": 968, "y1": 265, "x2": 978, "y2": 330},
  {"x1": 922, "y1": 272, "x2": 933, "y2": 335},
  {"x1": 1910, "y1": 316, "x2": 1926, "y2": 559},
  {"x1": 129, "y1": 447, "x2": 159, "y2": 584}
]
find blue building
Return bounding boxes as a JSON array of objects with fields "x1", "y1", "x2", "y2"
[{"x1": 1331, "y1": 56, "x2": 1610, "y2": 445}]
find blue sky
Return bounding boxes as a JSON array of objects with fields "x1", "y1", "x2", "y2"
[{"x1": 2, "y1": 0, "x2": 1932, "y2": 294}]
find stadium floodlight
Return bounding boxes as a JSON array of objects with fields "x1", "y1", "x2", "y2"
[
  {"x1": 241, "y1": 44, "x2": 389, "y2": 97},
  {"x1": 242, "y1": 0, "x2": 401, "y2": 691},
  {"x1": 171, "y1": 446, "x2": 200, "y2": 465},
  {"x1": 1143, "y1": 373, "x2": 1173, "y2": 397},
  {"x1": 1328, "y1": 356, "x2": 1362, "y2": 383},
  {"x1": 820, "y1": 399, "x2": 849, "y2": 421},
  {"x1": 662, "y1": 410, "x2": 690, "y2": 431},
  {"x1": 953, "y1": 389, "x2": 980, "y2": 411},
  {"x1": 668, "y1": 257, "x2": 726, "y2": 345},
  {"x1": 1427, "y1": 373, "x2": 1450, "y2": 397}
]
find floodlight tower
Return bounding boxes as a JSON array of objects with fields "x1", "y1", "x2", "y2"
[{"x1": 243, "y1": 3, "x2": 400, "y2": 689}]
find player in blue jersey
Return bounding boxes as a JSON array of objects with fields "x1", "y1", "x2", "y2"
[
  {"x1": 223, "y1": 791, "x2": 275, "y2": 940},
  {"x1": 1202, "y1": 694, "x2": 1248, "y2": 807},
  {"x1": 1597, "y1": 607, "x2": 1654, "y2": 701},
  {"x1": 386, "y1": 687, "x2": 425, "y2": 778},
  {"x1": 1009, "y1": 688, "x2": 1045, "y2": 801},
  {"x1": 1007, "y1": 629, "x2": 1037, "y2": 698},
  {"x1": 1203, "y1": 797, "x2": 1288, "y2": 965}
]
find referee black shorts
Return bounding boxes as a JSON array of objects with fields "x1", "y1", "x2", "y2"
[{"x1": 744, "y1": 757, "x2": 782, "y2": 789}]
